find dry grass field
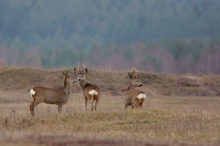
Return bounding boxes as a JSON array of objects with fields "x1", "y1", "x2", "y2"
[{"x1": 0, "y1": 67, "x2": 220, "y2": 146}]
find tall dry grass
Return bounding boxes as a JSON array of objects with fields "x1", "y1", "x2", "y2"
[{"x1": 0, "y1": 90, "x2": 220, "y2": 146}]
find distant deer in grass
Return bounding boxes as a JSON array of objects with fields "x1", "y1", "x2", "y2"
[
  {"x1": 29, "y1": 70, "x2": 74, "y2": 116},
  {"x1": 74, "y1": 64, "x2": 101, "y2": 111},
  {"x1": 123, "y1": 68, "x2": 147, "y2": 109}
]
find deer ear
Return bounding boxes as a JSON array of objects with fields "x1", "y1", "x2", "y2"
[
  {"x1": 62, "y1": 70, "x2": 68, "y2": 76},
  {"x1": 84, "y1": 68, "x2": 88, "y2": 74},
  {"x1": 74, "y1": 68, "x2": 78, "y2": 74},
  {"x1": 128, "y1": 73, "x2": 132, "y2": 79}
]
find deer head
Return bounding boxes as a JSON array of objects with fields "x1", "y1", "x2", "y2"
[
  {"x1": 62, "y1": 70, "x2": 74, "y2": 86},
  {"x1": 74, "y1": 63, "x2": 88, "y2": 84},
  {"x1": 127, "y1": 68, "x2": 142, "y2": 89}
]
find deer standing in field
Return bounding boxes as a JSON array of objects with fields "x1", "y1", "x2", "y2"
[
  {"x1": 74, "y1": 64, "x2": 101, "y2": 111},
  {"x1": 123, "y1": 68, "x2": 147, "y2": 109},
  {"x1": 29, "y1": 70, "x2": 74, "y2": 116}
]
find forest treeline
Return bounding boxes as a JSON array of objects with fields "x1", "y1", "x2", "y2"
[{"x1": 0, "y1": 0, "x2": 220, "y2": 73}]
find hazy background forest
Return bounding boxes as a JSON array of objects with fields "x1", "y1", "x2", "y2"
[{"x1": 0, "y1": 0, "x2": 220, "y2": 73}]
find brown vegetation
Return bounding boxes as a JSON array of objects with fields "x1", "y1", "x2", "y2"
[{"x1": 0, "y1": 67, "x2": 220, "y2": 146}]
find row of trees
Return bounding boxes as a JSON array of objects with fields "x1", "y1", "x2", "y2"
[
  {"x1": 1, "y1": 39, "x2": 220, "y2": 74},
  {"x1": 1, "y1": 0, "x2": 220, "y2": 46},
  {"x1": 0, "y1": 0, "x2": 220, "y2": 73}
]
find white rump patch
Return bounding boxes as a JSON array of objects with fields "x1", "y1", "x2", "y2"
[
  {"x1": 137, "y1": 93, "x2": 146, "y2": 99},
  {"x1": 89, "y1": 90, "x2": 98, "y2": 95},
  {"x1": 30, "y1": 89, "x2": 35, "y2": 96}
]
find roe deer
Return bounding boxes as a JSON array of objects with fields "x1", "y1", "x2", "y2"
[
  {"x1": 29, "y1": 70, "x2": 74, "y2": 116},
  {"x1": 123, "y1": 68, "x2": 147, "y2": 109},
  {"x1": 74, "y1": 64, "x2": 101, "y2": 111}
]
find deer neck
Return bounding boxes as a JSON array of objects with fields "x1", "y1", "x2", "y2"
[
  {"x1": 79, "y1": 80, "x2": 88, "y2": 90},
  {"x1": 127, "y1": 85, "x2": 136, "y2": 90},
  {"x1": 64, "y1": 81, "x2": 71, "y2": 96}
]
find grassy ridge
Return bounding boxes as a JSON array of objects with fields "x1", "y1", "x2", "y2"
[{"x1": 1, "y1": 67, "x2": 220, "y2": 96}]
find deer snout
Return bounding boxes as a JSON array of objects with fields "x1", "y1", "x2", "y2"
[
  {"x1": 139, "y1": 84, "x2": 142, "y2": 87},
  {"x1": 78, "y1": 78, "x2": 81, "y2": 82},
  {"x1": 73, "y1": 80, "x2": 76, "y2": 83}
]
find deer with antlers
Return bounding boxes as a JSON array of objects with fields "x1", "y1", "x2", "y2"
[
  {"x1": 74, "y1": 64, "x2": 101, "y2": 111},
  {"x1": 29, "y1": 70, "x2": 74, "y2": 116},
  {"x1": 123, "y1": 68, "x2": 147, "y2": 109}
]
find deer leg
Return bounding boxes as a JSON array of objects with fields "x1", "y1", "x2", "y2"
[
  {"x1": 131, "y1": 102, "x2": 136, "y2": 109},
  {"x1": 30, "y1": 101, "x2": 35, "y2": 117},
  {"x1": 58, "y1": 104, "x2": 62, "y2": 113},
  {"x1": 132, "y1": 102, "x2": 139, "y2": 109},
  {"x1": 85, "y1": 97, "x2": 88, "y2": 111},
  {"x1": 137, "y1": 99, "x2": 141, "y2": 108},
  {"x1": 140, "y1": 99, "x2": 144, "y2": 108},
  {"x1": 94, "y1": 98, "x2": 99, "y2": 111},
  {"x1": 133, "y1": 98, "x2": 140, "y2": 108},
  {"x1": 91, "y1": 103, "x2": 93, "y2": 111},
  {"x1": 94, "y1": 101, "x2": 97, "y2": 111},
  {"x1": 124, "y1": 97, "x2": 130, "y2": 109},
  {"x1": 125, "y1": 103, "x2": 128, "y2": 109},
  {"x1": 30, "y1": 98, "x2": 35, "y2": 110},
  {"x1": 30, "y1": 98, "x2": 43, "y2": 116},
  {"x1": 93, "y1": 95, "x2": 98, "y2": 111},
  {"x1": 89, "y1": 96, "x2": 94, "y2": 111}
]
